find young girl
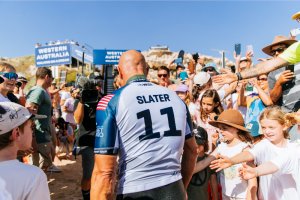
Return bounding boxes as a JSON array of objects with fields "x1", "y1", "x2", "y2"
[
  {"x1": 193, "y1": 109, "x2": 257, "y2": 200},
  {"x1": 187, "y1": 126, "x2": 219, "y2": 200},
  {"x1": 195, "y1": 89, "x2": 223, "y2": 152},
  {"x1": 211, "y1": 106, "x2": 299, "y2": 200},
  {"x1": 237, "y1": 110, "x2": 300, "y2": 197},
  {"x1": 175, "y1": 84, "x2": 191, "y2": 106}
]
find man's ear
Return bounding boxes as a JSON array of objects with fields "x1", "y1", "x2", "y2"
[
  {"x1": 11, "y1": 128, "x2": 20, "y2": 141},
  {"x1": 118, "y1": 66, "x2": 123, "y2": 79}
]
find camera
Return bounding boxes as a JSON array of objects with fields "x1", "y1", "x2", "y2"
[
  {"x1": 15, "y1": 81, "x2": 22, "y2": 88},
  {"x1": 75, "y1": 75, "x2": 102, "y2": 104}
]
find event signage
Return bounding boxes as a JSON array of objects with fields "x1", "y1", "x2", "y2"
[
  {"x1": 93, "y1": 50, "x2": 127, "y2": 65},
  {"x1": 35, "y1": 44, "x2": 71, "y2": 67},
  {"x1": 70, "y1": 44, "x2": 93, "y2": 64}
]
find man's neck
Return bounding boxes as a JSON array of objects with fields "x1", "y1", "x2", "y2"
[
  {"x1": 36, "y1": 80, "x2": 48, "y2": 90},
  {"x1": 0, "y1": 146, "x2": 17, "y2": 162},
  {"x1": 125, "y1": 74, "x2": 147, "y2": 85}
]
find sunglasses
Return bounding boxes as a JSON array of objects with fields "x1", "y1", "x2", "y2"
[
  {"x1": 203, "y1": 68, "x2": 215, "y2": 72},
  {"x1": 257, "y1": 77, "x2": 268, "y2": 81},
  {"x1": 270, "y1": 47, "x2": 285, "y2": 56},
  {"x1": 158, "y1": 74, "x2": 168, "y2": 78},
  {"x1": 0, "y1": 72, "x2": 18, "y2": 80}
]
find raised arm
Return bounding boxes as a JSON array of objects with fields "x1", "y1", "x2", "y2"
[
  {"x1": 213, "y1": 57, "x2": 288, "y2": 85},
  {"x1": 210, "y1": 151, "x2": 254, "y2": 172},
  {"x1": 239, "y1": 162, "x2": 279, "y2": 180},
  {"x1": 194, "y1": 148, "x2": 218, "y2": 173}
]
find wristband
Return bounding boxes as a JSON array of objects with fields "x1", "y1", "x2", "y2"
[{"x1": 236, "y1": 72, "x2": 243, "y2": 81}]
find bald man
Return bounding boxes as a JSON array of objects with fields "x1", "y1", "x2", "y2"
[{"x1": 91, "y1": 50, "x2": 197, "y2": 200}]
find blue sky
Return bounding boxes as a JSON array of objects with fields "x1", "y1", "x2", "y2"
[{"x1": 0, "y1": 1, "x2": 299, "y2": 63}]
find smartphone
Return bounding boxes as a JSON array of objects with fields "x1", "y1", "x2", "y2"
[
  {"x1": 246, "y1": 45, "x2": 254, "y2": 56},
  {"x1": 283, "y1": 65, "x2": 295, "y2": 89},
  {"x1": 290, "y1": 28, "x2": 300, "y2": 37},
  {"x1": 178, "y1": 50, "x2": 185, "y2": 59},
  {"x1": 286, "y1": 65, "x2": 294, "y2": 73},
  {"x1": 174, "y1": 57, "x2": 183, "y2": 64},
  {"x1": 235, "y1": 43, "x2": 241, "y2": 55}
]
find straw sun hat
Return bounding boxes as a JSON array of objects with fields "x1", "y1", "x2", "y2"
[{"x1": 262, "y1": 35, "x2": 297, "y2": 56}]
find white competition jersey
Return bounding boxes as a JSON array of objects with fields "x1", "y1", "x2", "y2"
[{"x1": 94, "y1": 75, "x2": 193, "y2": 194}]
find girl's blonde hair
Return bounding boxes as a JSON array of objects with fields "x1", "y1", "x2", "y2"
[{"x1": 259, "y1": 106, "x2": 297, "y2": 139}]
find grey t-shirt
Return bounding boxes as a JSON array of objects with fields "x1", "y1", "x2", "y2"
[{"x1": 268, "y1": 63, "x2": 300, "y2": 112}]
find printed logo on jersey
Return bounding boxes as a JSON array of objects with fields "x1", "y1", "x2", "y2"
[
  {"x1": 96, "y1": 126, "x2": 104, "y2": 137},
  {"x1": 97, "y1": 94, "x2": 114, "y2": 110}
]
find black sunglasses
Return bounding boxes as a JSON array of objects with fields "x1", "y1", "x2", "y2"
[
  {"x1": 257, "y1": 77, "x2": 268, "y2": 81},
  {"x1": 158, "y1": 74, "x2": 168, "y2": 78},
  {"x1": 204, "y1": 68, "x2": 215, "y2": 72},
  {"x1": 270, "y1": 47, "x2": 285, "y2": 56}
]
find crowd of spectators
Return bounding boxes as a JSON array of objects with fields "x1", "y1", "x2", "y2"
[{"x1": 0, "y1": 13, "x2": 300, "y2": 200}]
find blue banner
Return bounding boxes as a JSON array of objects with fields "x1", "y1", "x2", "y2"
[
  {"x1": 93, "y1": 49, "x2": 127, "y2": 65},
  {"x1": 70, "y1": 44, "x2": 93, "y2": 64},
  {"x1": 35, "y1": 44, "x2": 71, "y2": 67}
]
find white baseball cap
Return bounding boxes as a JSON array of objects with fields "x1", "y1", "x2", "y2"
[
  {"x1": 0, "y1": 102, "x2": 46, "y2": 135},
  {"x1": 193, "y1": 72, "x2": 211, "y2": 86}
]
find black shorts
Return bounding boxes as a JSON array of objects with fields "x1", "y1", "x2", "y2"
[
  {"x1": 81, "y1": 147, "x2": 94, "y2": 180},
  {"x1": 116, "y1": 179, "x2": 185, "y2": 200}
]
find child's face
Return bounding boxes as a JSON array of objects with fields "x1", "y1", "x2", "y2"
[
  {"x1": 196, "y1": 144, "x2": 205, "y2": 156},
  {"x1": 201, "y1": 97, "x2": 217, "y2": 114},
  {"x1": 260, "y1": 118, "x2": 285, "y2": 144},
  {"x1": 176, "y1": 91, "x2": 187, "y2": 100},
  {"x1": 218, "y1": 124, "x2": 239, "y2": 143}
]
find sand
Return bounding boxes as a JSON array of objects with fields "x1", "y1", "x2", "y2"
[{"x1": 47, "y1": 156, "x2": 83, "y2": 200}]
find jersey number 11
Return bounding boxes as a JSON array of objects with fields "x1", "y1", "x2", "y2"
[{"x1": 137, "y1": 107, "x2": 182, "y2": 141}]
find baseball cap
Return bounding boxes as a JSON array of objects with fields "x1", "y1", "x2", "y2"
[
  {"x1": 17, "y1": 76, "x2": 28, "y2": 83},
  {"x1": 175, "y1": 84, "x2": 188, "y2": 93},
  {"x1": 240, "y1": 57, "x2": 248, "y2": 62},
  {"x1": 193, "y1": 126, "x2": 208, "y2": 145},
  {"x1": 0, "y1": 102, "x2": 46, "y2": 135},
  {"x1": 246, "y1": 121, "x2": 261, "y2": 137},
  {"x1": 201, "y1": 62, "x2": 219, "y2": 73},
  {"x1": 193, "y1": 72, "x2": 211, "y2": 86}
]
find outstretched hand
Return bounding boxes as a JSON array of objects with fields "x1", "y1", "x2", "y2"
[
  {"x1": 238, "y1": 163, "x2": 257, "y2": 180},
  {"x1": 209, "y1": 154, "x2": 232, "y2": 172},
  {"x1": 212, "y1": 69, "x2": 237, "y2": 85}
]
